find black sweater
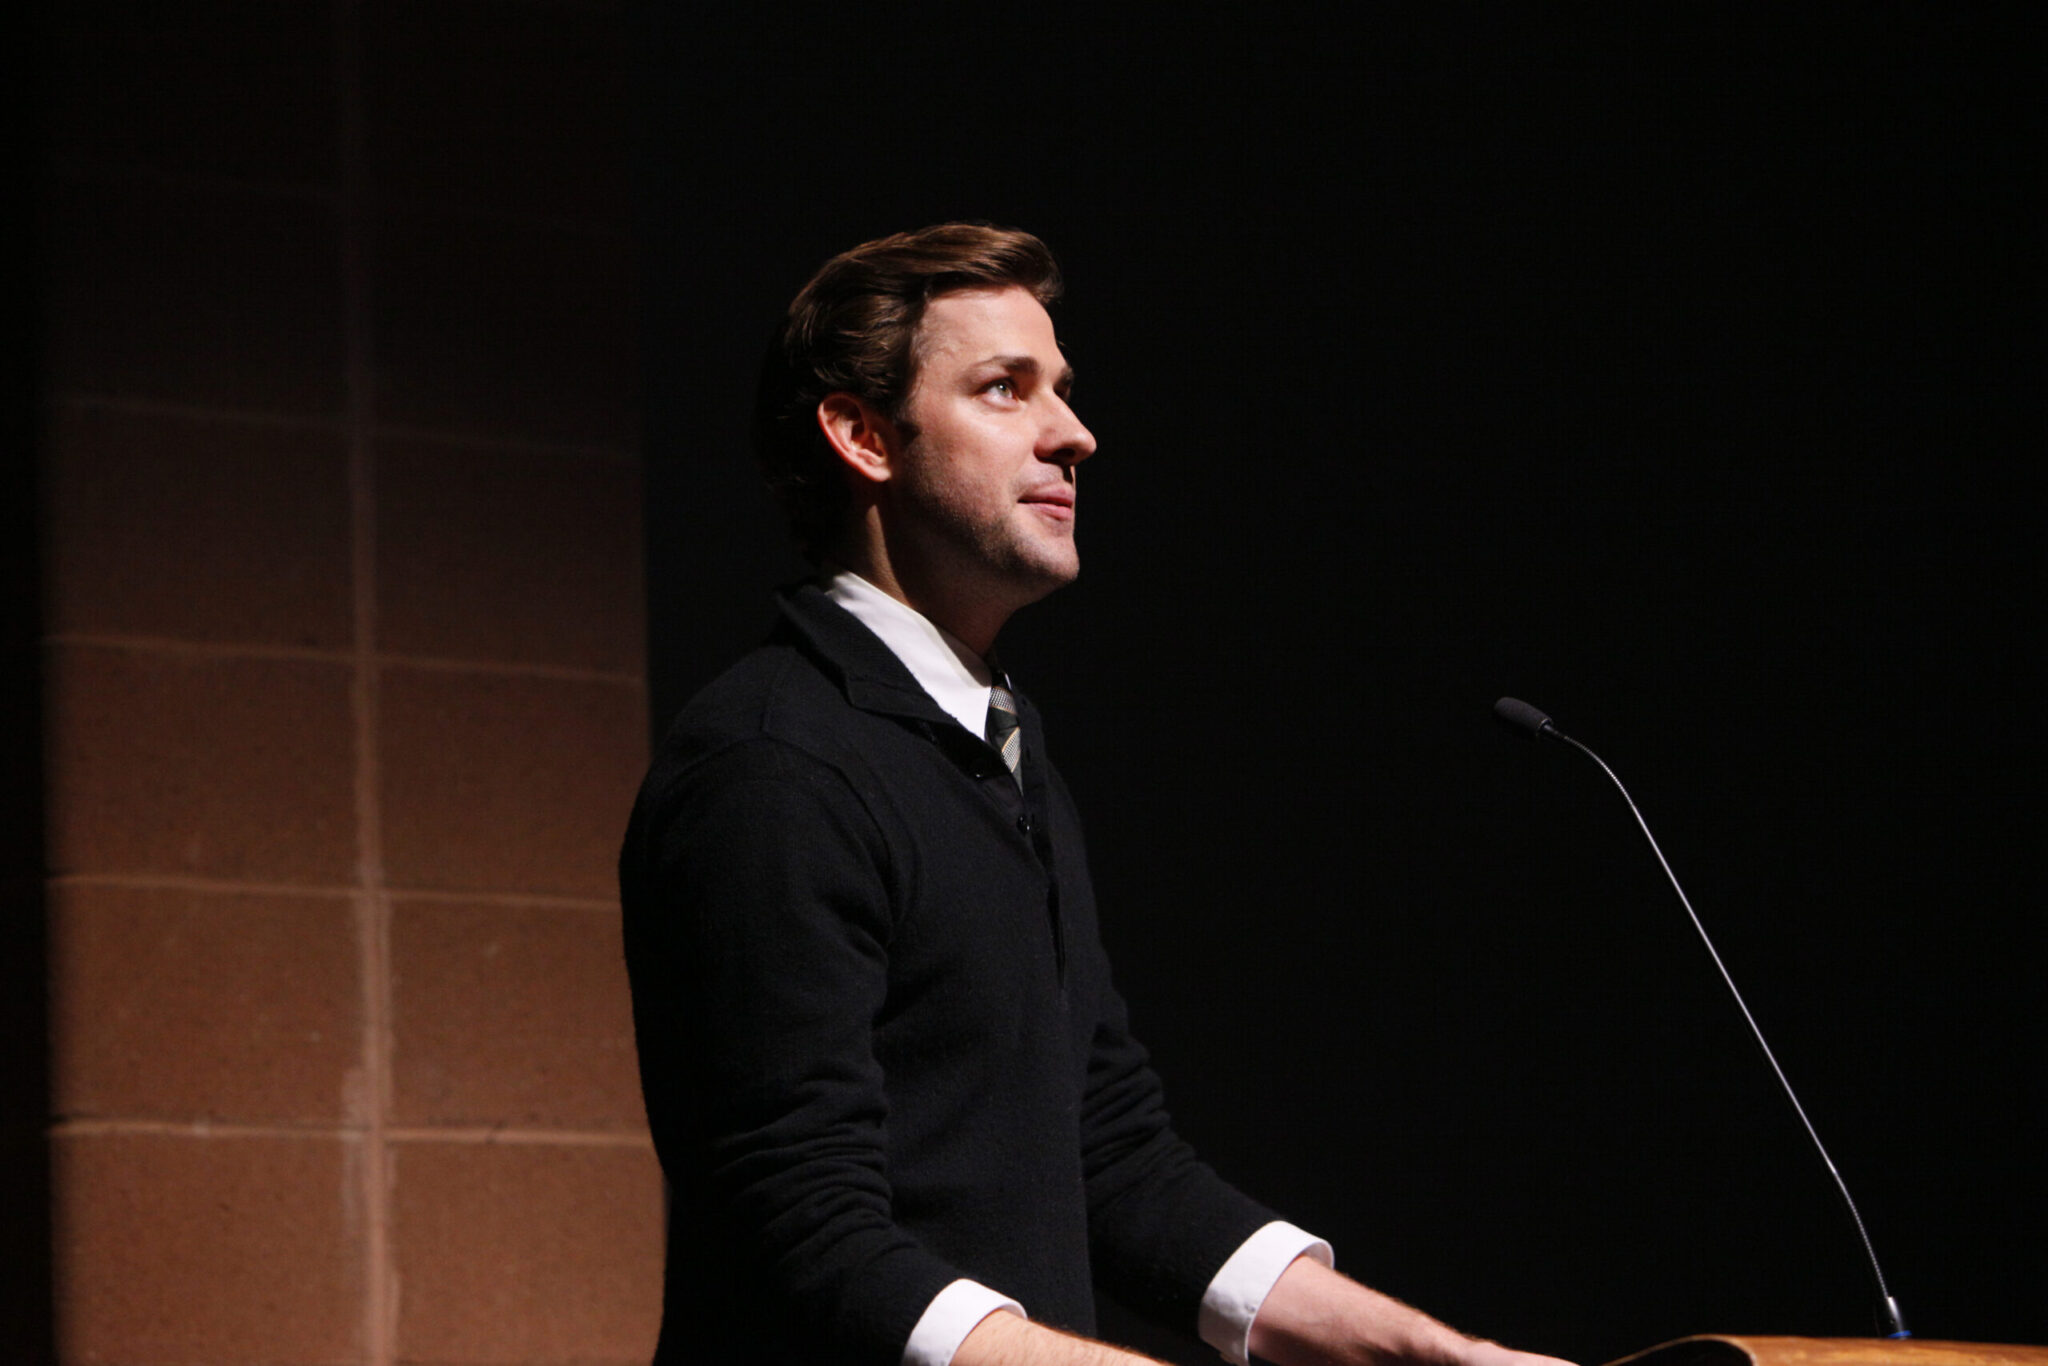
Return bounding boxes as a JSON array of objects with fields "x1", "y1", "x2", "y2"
[{"x1": 621, "y1": 587, "x2": 1274, "y2": 1366}]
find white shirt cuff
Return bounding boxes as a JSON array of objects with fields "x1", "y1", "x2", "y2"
[
  {"x1": 902, "y1": 1279, "x2": 1027, "y2": 1366},
  {"x1": 1197, "y1": 1221, "x2": 1334, "y2": 1366}
]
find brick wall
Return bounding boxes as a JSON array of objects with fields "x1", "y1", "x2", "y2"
[{"x1": 37, "y1": 3, "x2": 662, "y2": 1362}]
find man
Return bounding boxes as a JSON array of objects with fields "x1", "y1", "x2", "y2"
[{"x1": 621, "y1": 224, "x2": 1569, "y2": 1366}]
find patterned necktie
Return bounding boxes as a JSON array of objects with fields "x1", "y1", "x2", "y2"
[{"x1": 985, "y1": 682, "x2": 1023, "y2": 782}]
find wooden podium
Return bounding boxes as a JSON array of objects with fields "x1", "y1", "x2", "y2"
[{"x1": 1609, "y1": 1338, "x2": 2048, "y2": 1366}]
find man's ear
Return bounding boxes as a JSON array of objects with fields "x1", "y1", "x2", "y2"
[{"x1": 816, "y1": 392, "x2": 899, "y2": 486}]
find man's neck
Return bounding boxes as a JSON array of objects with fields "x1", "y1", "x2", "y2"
[
  {"x1": 827, "y1": 542, "x2": 1013, "y2": 657},
  {"x1": 821, "y1": 567, "x2": 999, "y2": 741}
]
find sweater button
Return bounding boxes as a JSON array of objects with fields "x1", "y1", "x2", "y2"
[{"x1": 1016, "y1": 814, "x2": 1033, "y2": 834}]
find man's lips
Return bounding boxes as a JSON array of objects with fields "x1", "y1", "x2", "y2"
[{"x1": 1020, "y1": 487, "x2": 1075, "y2": 520}]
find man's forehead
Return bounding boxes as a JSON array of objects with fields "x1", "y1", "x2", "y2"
[
  {"x1": 919, "y1": 286, "x2": 1062, "y2": 354},
  {"x1": 912, "y1": 287, "x2": 1074, "y2": 395}
]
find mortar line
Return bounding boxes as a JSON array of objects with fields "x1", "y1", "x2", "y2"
[
  {"x1": 372, "y1": 419, "x2": 640, "y2": 463},
  {"x1": 50, "y1": 394, "x2": 639, "y2": 466},
  {"x1": 385, "y1": 1128, "x2": 653, "y2": 1148},
  {"x1": 377, "y1": 653, "x2": 646, "y2": 686},
  {"x1": 50, "y1": 872, "x2": 620, "y2": 912},
  {"x1": 49, "y1": 1118, "x2": 652, "y2": 1147},
  {"x1": 47, "y1": 634, "x2": 354, "y2": 665},
  {"x1": 45, "y1": 631, "x2": 646, "y2": 685},
  {"x1": 48, "y1": 392, "x2": 350, "y2": 430},
  {"x1": 49, "y1": 873, "x2": 356, "y2": 899},
  {"x1": 385, "y1": 888, "x2": 619, "y2": 911},
  {"x1": 334, "y1": 3, "x2": 394, "y2": 1361},
  {"x1": 50, "y1": 1119, "x2": 367, "y2": 1141}
]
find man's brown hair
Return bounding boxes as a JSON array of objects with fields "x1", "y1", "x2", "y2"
[{"x1": 753, "y1": 223, "x2": 1064, "y2": 558}]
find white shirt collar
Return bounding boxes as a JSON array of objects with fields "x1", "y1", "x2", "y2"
[{"x1": 822, "y1": 568, "x2": 997, "y2": 739}]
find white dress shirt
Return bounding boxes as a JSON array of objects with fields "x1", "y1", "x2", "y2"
[{"x1": 823, "y1": 569, "x2": 1334, "y2": 1366}]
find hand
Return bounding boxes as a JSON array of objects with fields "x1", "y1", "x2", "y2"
[
  {"x1": 1247, "y1": 1257, "x2": 1577, "y2": 1366},
  {"x1": 1449, "y1": 1338, "x2": 1580, "y2": 1366},
  {"x1": 954, "y1": 1308, "x2": 1170, "y2": 1366}
]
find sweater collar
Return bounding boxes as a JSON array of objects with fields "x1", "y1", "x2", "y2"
[
  {"x1": 773, "y1": 584, "x2": 969, "y2": 730},
  {"x1": 820, "y1": 567, "x2": 997, "y2": 739}
]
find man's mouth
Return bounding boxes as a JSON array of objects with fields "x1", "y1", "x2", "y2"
[{"x1": 1020, "y1": 488, "x2": 1075, "y2": 521}]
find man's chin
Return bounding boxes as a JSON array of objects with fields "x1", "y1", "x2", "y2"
[
  {"x1": 1017, "y1": 528, "x2": 1080, "y2": 584},
  {"x1": 1013, "y1": 549, "x2": 1080, "y2": 597}
]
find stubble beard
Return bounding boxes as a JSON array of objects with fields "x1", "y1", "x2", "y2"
[{"x1": 894, "y1": 438, "x2": 1078, "y2": 613}]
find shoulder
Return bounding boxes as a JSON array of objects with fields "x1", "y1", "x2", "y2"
[
  {"x1": 651, "y1": 586, "x2": 931, "y2": 763},
  {"x1": 635, "y1": 639, "x2": 866, "y2": 819},
  {"x1": 621, "y1": 703, "x2": 901, "y2": 935}
]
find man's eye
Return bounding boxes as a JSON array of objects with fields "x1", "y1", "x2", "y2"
[{"x1": 986, "y1": 378, "x2": 1017, "y2": 399}]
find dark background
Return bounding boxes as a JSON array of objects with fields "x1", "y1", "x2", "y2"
[{"x1": 636, "y1": 8, "x2": 2043, "y2": 1364}]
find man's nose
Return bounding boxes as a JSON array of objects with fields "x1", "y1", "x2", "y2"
[{"x1": 1042, "y1": 396, "x2": 1096, "y2": 467}]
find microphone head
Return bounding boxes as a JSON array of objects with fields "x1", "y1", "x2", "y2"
[{"x1": 1493, "y1": 696, "x2": 1555, "y2": 738}]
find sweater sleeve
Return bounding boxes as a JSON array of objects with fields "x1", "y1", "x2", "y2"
[
  {"x1": 1073, "y1": 952, "x2": 1284, "y2": 1333},
  {"x1": 623, "y1": 738, "x2": 965, "y2": 1366}
]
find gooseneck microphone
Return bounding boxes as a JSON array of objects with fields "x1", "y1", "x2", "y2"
[{"x1": 1493, "y1": 697, "x2": 1909, "y2": 1340}]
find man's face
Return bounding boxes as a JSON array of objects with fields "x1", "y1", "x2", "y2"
[{"x1": 885, "y1": 285, "x2": 1096, "y2": 610}]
